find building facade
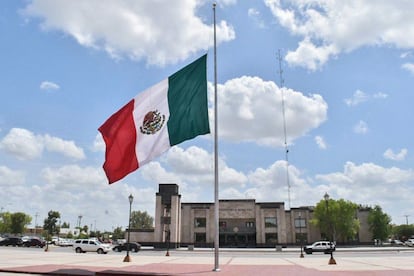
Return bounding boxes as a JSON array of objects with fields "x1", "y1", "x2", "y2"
[{"x1": 130, "y1": 184, "x2": 372, "y2": 247}]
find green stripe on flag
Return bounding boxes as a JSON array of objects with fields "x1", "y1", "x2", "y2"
[{"x1": 167, "y1": 54, "x2": 210, "y2": 146}]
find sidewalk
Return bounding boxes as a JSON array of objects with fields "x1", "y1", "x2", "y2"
[{"x1": 0, "y1": 247, "x2": 414, "y2": 275}]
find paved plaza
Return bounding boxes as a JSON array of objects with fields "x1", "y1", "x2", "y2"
[{"x1": 1, "y1": 247, "x2": 414, "y2": 275}]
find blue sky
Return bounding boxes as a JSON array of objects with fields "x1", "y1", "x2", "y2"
[{"x1": 1, "y1": 0, "x2": 414, "y2": 232}]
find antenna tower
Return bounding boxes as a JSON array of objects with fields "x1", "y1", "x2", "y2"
[{"x1": 278, "y1": 49, "x2": 291, "y2": 209}]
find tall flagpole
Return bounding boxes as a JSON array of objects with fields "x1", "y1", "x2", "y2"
[{"x1": 212, "y1": 2, "x2": 220, "y2": 272}]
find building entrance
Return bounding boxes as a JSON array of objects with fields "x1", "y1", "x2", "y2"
[{"x1": 219, "y1": 233, "x2": 256, "y2": 247}]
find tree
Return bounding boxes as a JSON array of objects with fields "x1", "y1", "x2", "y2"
[
  {"x1": 89, "y1": 230, "x2": 101, "y2": 238},
  {"x1": 0, "y1": 212, "x2": 12, "y2": 233},
  {"x1": 130, "y1": 210, "x2": 154, "y2": 229},
  {"x1": 392, "y1": 224, "x2": 414, "y2": 241},
  {"x1": 66, "y1": 231, "x2": 74, "y2": 238},
  {"x1": 61, "y1": 222, "x2": 70, "y2": 228},
  {"x1": 335, "y1": 199, "x2": 360, "y2": 242},
  {"x1": 368, "y1": 205, "x2": 391, "y2": 241},
  {"x1": 10, "y1": 212, "x2": 31, "y2": 234},
  {"x1": 43, "y1": 210, "x2": 60, "y2": 239},
  {"x1": 112, "y1": 226, "x2": 125, "y2": 239},
  {"x1": 312, "y1": 197, "x2": 359, "y2": 243}
]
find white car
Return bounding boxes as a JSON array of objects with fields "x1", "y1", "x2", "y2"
[
  {"x1": 56, "y1": 238, "x2": 74, "y2": 247},
  {"x1": 405, "y1": 239, "x2": 414, "y2": 247},
  {"x1": 73, "y1": 238, "x2": 111, "y2": 254},
  {"x1": 391, "y1": 239, "x2": 404, "y2": 246},
  {"x1": 304, "y1": 241, "x2": 336, "y2": 254}
]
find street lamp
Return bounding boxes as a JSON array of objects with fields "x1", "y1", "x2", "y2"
[
  {"x1": 299, "y1": 212, "x2": 304, "y2": 258},
  {"x1": 324, "y1": 192, "x2": 336, "y2": 265},
  {"x1": 123, "y1": 194, "x2": 134, "y2": 262},
  {"x1": 165, "y1": 208, "x2": 171, "y2": 257},
  {"x1": 165, "y1": 226, "x2": 170, "y2": 256}
]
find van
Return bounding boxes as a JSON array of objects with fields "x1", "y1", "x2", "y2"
[{"x1": 73, "y1": 238, "x2": 111, "y2": 254}]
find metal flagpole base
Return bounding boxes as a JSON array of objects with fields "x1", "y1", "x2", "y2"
[{"x1": 212, "y1": 268, "x2": 221, "y2": 272}]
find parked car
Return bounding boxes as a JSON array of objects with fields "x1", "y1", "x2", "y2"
[
  {"x1": 112, "y1": 242, "x2": 141, "y2": 253},
  {"x1": 405, "y1": 239, "x2": 414, "y2": 247},
  {"x1": 0, "y1": 237, "x2": 23, "y2": 247},
  {"x1": 55, "y1": 238, "x2": 74, "y2": 247},
  {"x1": 51, "y1": 236, "x2": 59, "y2": 245},
  {"x1": 304, "y1": 241, "x2": 335, "y2": 254},
  {"x1": 73, "y1": 238, "x2": 112, "y2": 254},
  {"x1": 391, "y1": 239, "x2": 404, "y2": 246},
  {"x1": 23, "y1": 238, "x2": 46, "y2": 248}
]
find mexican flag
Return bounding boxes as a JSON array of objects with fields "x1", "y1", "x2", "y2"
[{"x1": 99, "y1": 55, "x2": 210, "y2": 184}]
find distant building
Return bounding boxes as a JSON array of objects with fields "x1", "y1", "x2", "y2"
[
  {"x1": 129, "y1": 184, "x2": 372, "y2": 247},
  {"x1": 59, "y1": 227, "x2": 80, "y2": 237},
  {"x1": 24, "y1": 227, "x2": 80, "y2": 237}
]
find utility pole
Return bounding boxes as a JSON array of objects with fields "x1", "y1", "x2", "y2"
[
  {"x1": 34, "y1": 212, "x2": 39, "y2": 235},
  {"x1": 404, "y1": 215, "x2": 410, "y2": 225}
]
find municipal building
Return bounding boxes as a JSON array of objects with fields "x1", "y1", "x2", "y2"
[{"x1": 130, "y1": 184, "x2": 372, "y2": 247}]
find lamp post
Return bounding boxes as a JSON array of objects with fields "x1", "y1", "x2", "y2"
[
  {"x1": 324, "y1": 193, "x2": 336, "y2": 265},
  {"x1": 299, "y1": 212, "x2": 304, "y2": 258},
  {"x1": 165, "y1": 207, "x2": 171, "y2": 256},
  {"x1": 123, "y1": 194, "x2": 133, "y2": 262},
  {"x1": 165, "y1": 226, "x2": 170, "y2": 256}
]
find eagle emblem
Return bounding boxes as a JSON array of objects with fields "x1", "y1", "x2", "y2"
[{"x1": 140, "y1": 110, "x2": 166, "y2": 135}]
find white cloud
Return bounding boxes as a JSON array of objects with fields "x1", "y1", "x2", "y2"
[
  {"x1": 92, "y1": 133, "x2": 105, "y2": 152},
  {"x1": 0, "y1": 166, "x2": 25, "y2": 186},
  {"x1": 265, "y1": 0, "x2": 414, "y2": 70},
  {"x1": 40, "y1": 81, "x2": 60, "y2": 90},
  {"x1": 345, "y1": 89, "x2": 388, "y2": 106},
  {"x1": 384, "y1": 148, "x2": 408, "y2": 161},
  {"x1": 41, "y1": 165, "x2": 105, "y2": 189},
  {"x1": 315, "y1": 135, "x2": 327, "y2": 149},
  {"x1": 344, "y1": 90, "x2": 369, "y2": 106},
  {"x1": 224, "y1": 160, "x2": 414, "y2": 223},
  {"x1": 373, "y1": 92, "x2": 388, "y2": 99},
  {"x1": 247, "y1": 160, "x2": 313, "y2": 204},
  {"x1": 0, "y1": 128, "x2": 85, "y2": 160},
  {"x1": 315, "y1": 162, "x2": 414, "y2": 213},
  {"x1": 212, "y1": 76, "x2": 328, "y2": 147},
  {"x1": 218, "y1": 0, "x2": 237, "y2": 6},
  {"x1": 22, "y1": 0, "x2": 235, "y2": 66},
  {"x1": 166, "y1": 146, "x2": 213, "y2": 177},
  {"x1": 140, "y1": 146, "x2": 248, "y2": 198},
  {"x1": 42, "y1": 134, "x2": 85, "y2": 159},
  {"x1": 0, "y1": 163, "x2": 155, "y2": 231},
  {"x1": 0, "y1": 128, "x2": 44, "y2": 160},
  {"x1": 285, "y1": 38, "x2": 338, "y2": 71},
  {"x1": 354, "y1": 120, "x2": 368, "y2": 134},
  {"x1": 402, "y1": 63, "x2": 414, "y2": 75},
  {"x1": 248, "y1": 8, "x2": 265, "y2": 29}
]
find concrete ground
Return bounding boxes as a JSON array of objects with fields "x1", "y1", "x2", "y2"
[{"x1": 1, "y1": 246, "x2": 414, "y2": 275}]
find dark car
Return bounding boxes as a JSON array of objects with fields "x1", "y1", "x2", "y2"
[
  {"x1": 112, "y1": 242, "x2": 141, "y2": 252},
  {"x1": 23, "y1": 238, "x2": 46, "y2": 248},
  {"x1": 0, "y1": 237, "x2": 23, "y2": 247}
]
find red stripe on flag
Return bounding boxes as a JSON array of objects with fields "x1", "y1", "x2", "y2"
[{"x1": 98, "y1": 100, "x2": 139, "y2": 184}]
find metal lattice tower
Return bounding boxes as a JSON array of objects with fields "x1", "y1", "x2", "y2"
[{"x1": 278, "y1": 49, "x2": 291, "y2": 209}]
